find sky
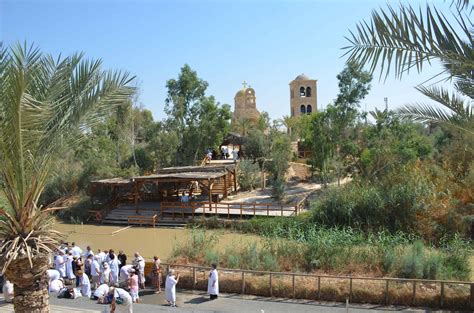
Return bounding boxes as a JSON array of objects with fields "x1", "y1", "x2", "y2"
[{"x1": 1, "y1": 0, "x2": 453, "y2": 121}]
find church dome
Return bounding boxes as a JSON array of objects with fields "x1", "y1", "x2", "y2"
[
  {"x1": 235, "y1": 89, "x2": 246, "y2": 97},
  {"x1": 294, "y1": 73, "x2": 310, "y2": 81}
]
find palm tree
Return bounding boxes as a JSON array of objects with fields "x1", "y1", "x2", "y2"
[
  {"x1": 343, "y1": 0, "x2": 473, "y2": 134},
  {"x1": 0, "y1": 43, "x2": 134, "y2": 312}
]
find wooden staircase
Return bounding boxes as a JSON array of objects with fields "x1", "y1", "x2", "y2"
[{"x1": 101, "y1": 205, "x2": 188, "y2": 228}]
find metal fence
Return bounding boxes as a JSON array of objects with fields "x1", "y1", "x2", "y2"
[{"x1": 155, "y1": 262, "x2": 474, "y2": 310}]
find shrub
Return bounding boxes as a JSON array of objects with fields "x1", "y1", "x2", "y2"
[
  {"x1": 238, "y1": 160, "x2": 260, "y2": 191},
  {"x1": 398, "y1": 241, "x2": 425, "y2": 279}
]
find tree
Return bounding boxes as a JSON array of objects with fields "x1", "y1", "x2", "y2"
[
  {"x1": 0, "y1": 43, "x2": 134, "y2": 312},
  {"x1": 268, "y1": 132, "x2": 292, "y2": 200},
  {"x1": 165, "y1": 65, "x2": 231, "y2": 165},
  {"x1": 344, "y1": 0, "x2": 473, "y2": 134}
]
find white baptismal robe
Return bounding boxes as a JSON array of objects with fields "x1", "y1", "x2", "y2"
[
  {"x1": 165, "y1": 275, "x2": 178, "y2": 302},
  {"x1": 207, "y1": 269, "x2": 219, "y2": 295}
]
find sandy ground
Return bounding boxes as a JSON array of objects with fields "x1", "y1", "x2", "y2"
[
  {"x1": 53, "y1": 222, "x2": 260, "y2": 261},
  {"x1": 225, "y1": 178, "x2": 351, "y2": 206}
]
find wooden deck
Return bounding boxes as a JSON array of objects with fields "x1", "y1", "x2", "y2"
[{"x1": 102, "y1": 201, "x2": 300, "y2": 227}]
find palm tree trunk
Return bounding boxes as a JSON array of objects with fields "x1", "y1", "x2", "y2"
[{"x1": 5, "y1": 254, "x2": 50, "y2": 313}]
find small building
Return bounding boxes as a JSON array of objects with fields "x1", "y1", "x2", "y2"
[{"x1": 289, "y1": 74, "x2": 318, "y2": 117}]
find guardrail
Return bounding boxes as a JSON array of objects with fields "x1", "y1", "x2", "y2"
[
  {"x1": 127, "y1": 214, "x2": 158, "y2": 227},
  {"x1": 153, "y1": 262, "x2": 473, "y2": 310},
  {"x1": 160, "y1": 201, "x2": 299, "y2": 220}
]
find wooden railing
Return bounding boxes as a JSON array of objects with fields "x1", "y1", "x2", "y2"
[
  {"x1": 127, "y1": 214, "x2": 158, "y2": 227},
  {"x1": 159, "y1": 201, "x2": 299, "y2": 220},
  {"x1": 153, "y1": 262, "x2": 474, "y2": 310}
]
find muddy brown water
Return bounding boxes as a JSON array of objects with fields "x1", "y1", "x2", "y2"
[{"x1": 53, "y1": 222, "x2": 260, "y2": 261}]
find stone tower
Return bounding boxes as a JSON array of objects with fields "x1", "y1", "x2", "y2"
[
  {"x1": 289, "y1": 74, "x2": 317, "y2": 117},
  {"x1": 232, "y1": 82, "x2": 260, "y2": 123}
]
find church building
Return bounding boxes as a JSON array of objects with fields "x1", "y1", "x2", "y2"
[
  {"x1": 232, "y1": 82, "x2": 260, "y2": 123},
  {"x1": 289, "y1": 74, "x2": 318, "y2": 117}
]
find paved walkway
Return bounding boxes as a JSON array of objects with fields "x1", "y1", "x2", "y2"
[{"x1": 0, "y1": 290, "x2": 437, "y2": 313}]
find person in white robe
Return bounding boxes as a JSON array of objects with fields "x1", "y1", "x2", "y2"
[
  {"x1": 119, "y1": 264, "x2": 134, "y2": 286},
  {"x1": 108, "y1": 287, "x2": 133, "y2": 313},
  {"x1": 83, "y1": 245, "x2": 94, "y2": 259},
  {"x1": 97, "y1": 249, "x2": 106, "y2": 266},
  {"x1": 108, "y1": 254, "x2": 120, "y2": 285},
  {"x1": 165, "y1": 269, "x2": 180, "y2": 307},
  {"x1": 49, "y1": 278, "x2": 64, "y2": 293},
  {"x1": 65, "y1": 251, "x2": 76, "y2": 281},
  {"x1": 132, "y1": 252, "x2": 145, "y2": 289},
  {"x1": 47, "y1": 269, "x2": 60, "y2": 282},
  {"x1": 2, "y1": 280, "x2": 14, "y2": 303},
  {"x1": 92, "y1": 283, "x2": 109, "y2": 301},
  {"x1": 54, "y1": 251, "x2": 66, "y2": 278},
  {"x1": 91, "y1": 255, "x2": 101, "y2": 289},
  {"x1": 71, "y1": 242, "x2": 83, "y2": 258},
  {"x1": 100, "y1": 262, "x2": 112, "y2": 285},
  {"x1": 207, "y1": 263, "x2": 219, "y2": 300},
  {"x1": 78, "y1": 270, "x2": 91, "y2": 298}
]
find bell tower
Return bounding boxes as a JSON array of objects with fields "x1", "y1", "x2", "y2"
[{"x1": 289, "y1": 74, "x2": 317, "y2": 117}]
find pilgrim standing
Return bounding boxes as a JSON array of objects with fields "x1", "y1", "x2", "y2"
[
  {"x1": 207, "y1": 263, "x2": 219, "y2": 300},
  {"x1": 128, "y1": 269, "x2": 139, "y2": 303},
  {"x1": 91, "y1": 255, "x2": 101, "y2": 289},
  {"x1": 109, "y1": 253, "x2": 120, "y2": 285},
  {"x1": 54, "y1": 250, "x2": 66, "y2": 278},
  {"x1": 117, "y1": 250, "x2": 127, "y2": 270},
  {"x1": 78, "y1": 270, "x2": 92, "y2": 298},
  {"x1": 165, "y1": 269, "x2": 180, "y2": 307},
  {"x1": 65, "y1": 251, "x2": 76, "y2": 283},
  {"x1": 151, "y1": 256, "x2": 161, "y2": 293},
  {"x1": 133, "y1": 252, "x2": 145, "y2": 289},
  {"x1": 100, "y1": 262, "x2": 112, "y2": 285}
]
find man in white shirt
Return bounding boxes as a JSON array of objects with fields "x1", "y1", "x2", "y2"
[
  {"x1": 49, "y1": 278, "x2": 64, "y2": 293},
  {"x1": 83, "y1": 245, "x2": 94, "y2": 258},
  {"x1": 92, "y1": 283, "x2": 109, "y2": 301},
  {"x1": 91, "y1": 255, "x2": 101, "y2": 289},
  {"x1": 71, "y1": 242, "x2": 83, "y2": 259},
  {"x1": 54, "y1": 250, "x2": 66, "y2": 278},
  {"x1": 78, "y1": 270, "x2": 91, "y2": 298}
]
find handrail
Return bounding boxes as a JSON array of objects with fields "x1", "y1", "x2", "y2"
[{"x1": 154, "y1": 262, "x2": 474, "y2": 309}]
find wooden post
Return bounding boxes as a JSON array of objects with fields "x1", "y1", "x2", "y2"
[
  {"x1": 412, "y1": 281, "x2": 416, "y2": 306},
  {"x1": 193, "y1": 268, "x2": 196, "y2": 290},
  {"x1": 241, "y1": 271, "x2": 245, "y2": 294},
  {"x1": 192, "y1": 202, "x2": 195, "y2": 219},
  {"x1": 470, "y1": 283, "x2": 474, "y2": 310},
  {"x1": 292, "y1": 274, "x2": 296, "y2": 298},
  {"x1": 281, "y1": 205, "x2": 283, "y2": 217},
  {"x1": 317, "y1": 276, "x2": 321, "y2": 300},
  {"x1": 233, "y1": 169, "x2": 237, "y2": 192},
  {"x1": 240, "y1": 203, "x2": 243, "y2": 219},
  {"x1": 267, "y1": 204, "x2": 269, "y2": 216},
  {"x1": 134, "y1": 181, "x2": 139, "y2": 215},
  {"x1": 208, "y1": 179, "x2": 212, "y2": 211},
  {"x1": 385, "y1": 280, "x2": 389, "y2": 305},
  {"x1": 223, "y1": 174, "x2": 228, "y2": 199},
  {"x1": 253, "y1": 203, "x2": 256, "y2": 216},
  {"x1": 227, "y1": 204, "x2": 230, "y2": 219},
  {"x1": 349, "y1": 277, "x2": 352, "y2": 303},
  {"x1": 269, "y1": 273, "x2": 273, "y2": 297},
  {"x1": 440, "y1": 282, "x2": 444, "y2": 308}
]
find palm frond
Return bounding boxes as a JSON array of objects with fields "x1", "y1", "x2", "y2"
[
  {"x1": 343, "y1": 3, "x2": 473, "y2": 81},
  {"x1": 398, "y1": 85, "x2": 473, "y2": 134}
]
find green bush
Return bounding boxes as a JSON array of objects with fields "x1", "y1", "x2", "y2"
[
  {"x1": 398, "y1": 241, "x2": 425, "y2": 279},
  {"x1": 204, "y1": 250, "x2": 220, "y2": 265},
  {"x1": 237, "y1": 160, "x2": 260, "y2": 191}
]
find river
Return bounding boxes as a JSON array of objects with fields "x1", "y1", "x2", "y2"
[{"x1": 53, "y1": 222, "x2": 259, "y2": 261}]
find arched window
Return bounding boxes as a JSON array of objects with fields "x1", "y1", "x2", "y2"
[
  {"x1": 299, "y1": 87, "x2": 306, "y2": 97},
  {"x1": 306, "y1": 105, "x2": 312, "y2": 114},
  {"x1": 306, "y1": 87, "x2": 311, "y2": 97},
  {"x1": 291, "y1": 89, "x2": 294, "y2": 99},
  {"x1": 300, "y1": 105, "x2": 306, "y2": 114}
]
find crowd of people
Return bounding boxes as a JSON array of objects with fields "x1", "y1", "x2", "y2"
[{"x1": 42, "y1": 242, "x2": 219, "y2": 312}]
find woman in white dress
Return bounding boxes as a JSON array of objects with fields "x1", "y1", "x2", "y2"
[
  {"x1": 65, "y1": 251, "x2": 76, "y2": 282},
  {"x1": 54, "y1": 251, "x2": 66, "y2": 278},
  {"x1": 108, "y1": 253, "x2": 120, "y2": 285},
  {"x1": 165, "y1": 269, "x2": 180, "y2": 307},
  {"x1": 207, "y1": 263, "x2": 219, "y2": 300},
  {"x1": 100, "y1": 262, "x2": 112, "y2": 285}
]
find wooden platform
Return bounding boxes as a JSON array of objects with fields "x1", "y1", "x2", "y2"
[{"x1": 102, "y1": 201, "x2": 300, "y2": 227}]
